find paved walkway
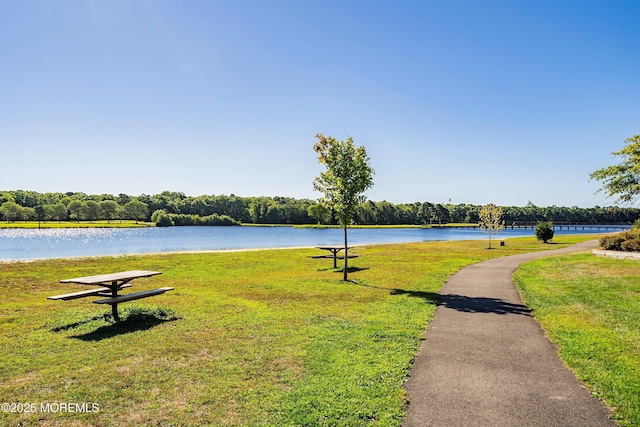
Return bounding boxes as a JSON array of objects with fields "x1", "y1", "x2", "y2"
[{"x1": 403, "y1": 240, "x2": 616, "y2": 427}]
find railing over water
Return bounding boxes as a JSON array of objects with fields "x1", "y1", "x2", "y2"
[
  {"x1": 442, "y1": 222, "x2": 633, "y2": 231},
  {"x1": 505, "y1": 222, "x2": 632, "y2": 231}
]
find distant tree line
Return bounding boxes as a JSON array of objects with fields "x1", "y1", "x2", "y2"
[{"x1": 0, "y1": 190, "x2": 638, "y2": 226}]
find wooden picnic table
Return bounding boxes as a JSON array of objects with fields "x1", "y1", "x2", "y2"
[
  {"x1": 49, "y1": 270, "x2": 172, "y2": 322},
  {"x1": 312, "y1": 246, "x2": 358, "y2": 268}
]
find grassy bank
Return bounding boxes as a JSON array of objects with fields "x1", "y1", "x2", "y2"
[
  {"x1": 1, "y1": 236, "x2": 598, "y2": 426},
  {"x1": 515, "y1": 254, "x2": 640, "y2": 427},
  {"x1": 0, "y1": 220, "x2": 153, "y2": 229}
]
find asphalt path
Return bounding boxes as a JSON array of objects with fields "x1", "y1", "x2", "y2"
[{"x1": 403, "y1": 240, "x2": 616, "y2": 427}]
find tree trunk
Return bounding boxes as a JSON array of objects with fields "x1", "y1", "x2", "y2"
[{"x1": 343, "y1": 223, "x2": 348, "y2": 281}]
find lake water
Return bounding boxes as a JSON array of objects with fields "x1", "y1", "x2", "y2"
[{"x1": 0, "y1": 226, "x2": 610, "y2": 262}]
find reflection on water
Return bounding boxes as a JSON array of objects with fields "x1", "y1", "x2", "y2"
[
  {"x1": 0, "y1": 228, "x2": 118, "y2": 241},
  {"x1": 0, "y1": 226, "x2": 606, "y2": 261}
]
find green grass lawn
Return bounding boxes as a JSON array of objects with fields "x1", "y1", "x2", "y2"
[
  {"x1": 515, "y1": 254, "x2": 640, "y2": 427},
  {"x1": 0, "y1": 236, "x2": 601, "y2": 426}
]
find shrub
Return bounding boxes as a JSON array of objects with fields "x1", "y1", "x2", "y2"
[
  {"x1": 535, "y1": 222, "x2": 554, "y2": 243},
  {"x1": 200, "y1": 214, "x2": 240, "y2": 226},
  {"x1": 621, "y1": 237, "x2": 640, "y2": 252},
  {"x1": 168, "y1": 213, "x2": 240, "y2": 226},
  {"x1": 600, "y1": 229, "x2": 640, "y2": 251},
  {"x1": 620, "y1": 229, "x2": 640, "y2": 241},
  {"x1": 600, "y1": 235, "x2": 625, "y2": 251},
  {"x1": 170, "y1": 214, "x2": 198, "y2": 226},
  {"x1": 151, "y1": 210, "x2": 163, "y2": 223},
  {"x1": 152, "y1": 210, "x2": 174, "y2": 227}
]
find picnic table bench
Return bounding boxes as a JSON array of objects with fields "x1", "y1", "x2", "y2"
[
  {"x1": 93, "y1": 287, "x2": 175, "y2": 305},
  {"x1": 311, "y1": 246, "x2": 359, "y2": 268},
  {"x1": 47, "y1": 284, "x2": 132, "y2": 300},
  {"x1": 48, "y1": 270, "x2": 172, "y2": 322}
]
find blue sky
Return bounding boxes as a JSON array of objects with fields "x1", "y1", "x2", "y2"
[{"x1": 2, "y1": 0, "x2": 639, "y2": 207}]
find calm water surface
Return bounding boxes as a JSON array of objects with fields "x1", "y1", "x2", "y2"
[{"x1": 0, "y1": 226, "x2": 607, "y2": 261}]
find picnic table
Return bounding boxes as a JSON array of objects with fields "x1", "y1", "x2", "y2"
[
  {"x1": 48, "y1": 270, "x2": 172, "y2": 322},
  {"x1": 311, "y1": 245, "x2": 359, "y2": 268}
]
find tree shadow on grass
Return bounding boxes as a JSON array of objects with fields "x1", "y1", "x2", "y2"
[
  {"x1": 437, "y1": 294, "x2": 531, "y2": 316},
  {"x1": 54, "y1": 307, "x2": 181, "y2": 341},
  {"x1": 389, "y1": 288, "x2": 440, "y2": 304},
  {"x1": 390, "y1": 288, "x2": 531, "y2": 316},
  {"x1": 330, "y1": 279, "x2": 533, "y2": 316}
]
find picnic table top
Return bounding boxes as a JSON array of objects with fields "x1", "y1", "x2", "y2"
[
  {"x1": 315, "y1": 245, "x2": 353, "y2": 251},
  {"x1": 60, "y1": 270, "x2": 162, "y2": 285}
]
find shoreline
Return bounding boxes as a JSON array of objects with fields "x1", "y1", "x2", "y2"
[
  {"x1": 0, "y1": 238, "x2": 465, "y2": 264},
  {"x1": 0, "y1": 230, "x2": 610, "y2": 264},
  {"x1": 0, "y1": 244, "x2": 376, "y2": 264},
  {"x1": 0, "y1": 235, "x2": 606, "y2": 264}
]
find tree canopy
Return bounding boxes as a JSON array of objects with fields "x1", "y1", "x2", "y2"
[
  {"x1": 0, "y1": 189, "x2": 637, "y2": 226},
  {"x1": 313, "y1": 134, "x2": 375, "y2": 227},
  {"x1": 478, "y1": 203, "x2": 505, "y2": 249},
  {"x1": 313, "y1": 134, "x2": 374, "y2": 280},
  {"x1": 590, "y1": 132, "x2": 640, "y2": 204}
]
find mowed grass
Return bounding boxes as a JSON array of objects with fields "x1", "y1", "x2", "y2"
[
  {"x1": 515, "y1": 254, "x2": 640, "y2": 427},
  {"x1": 1, "y1": 235, "x2": 598, "y2": 426}
]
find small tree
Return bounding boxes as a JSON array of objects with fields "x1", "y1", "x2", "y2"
[
  {"x1": 478, "y1": 203, "x2": 504, "y2": 249},
  {"x1": 67, "y1": 200, "x2": 85, "y2": 222},
  {"x1": 34, "y1": 205, "x2": 46, "y2": 228},
  {"x1": 122, "y1": 200, "x2": 149, "y2": 223},
  {"x1": 590, "y1": 132, "x2": 640, "y2": 203},
  {"x1": 81, "y1": 201, "x2": 101, "y2": 222},
  {"x1": 51, "y1": 203, "x2": 68, "y2": 222},
  {"x1": 313, "y1": 133, "x2": 374, "y2": 281},
  {"x1": 307, "y1": 203, "x2": 332, "y2": 225},
  {"x1": 21, "y1": 207, "x2": 35, "y2": 221},
  {"x1": 248, "y1": 199, "x2": 272, "y2": 224},
  {"x1": 0, "y1": 202, "x2": 24, "y2": 222},
  {"x1": 535, "y1": 222, "x2": 555, "y2": 243},
  {"x1": 100, "y1": 200, "x2": 121, "y2": 223}
]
